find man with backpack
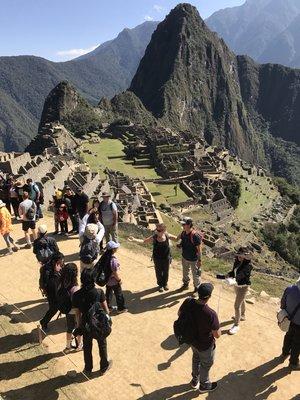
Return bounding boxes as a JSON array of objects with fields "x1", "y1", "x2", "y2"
[
  {"x1": 99, "y1": 192, "x2": 118, "y2": 244},
  {"x1": 79, "y1": 224, "x2": 100, "y2": 271},
  {"x1": 33, "y1": 224, "x2": 60, "y2": 265},
  {"x1": 24, "y1": 178, "x2": 43, "y2": 220},
  {"x1": 175, "y1": 283, "x2": 221, "y2": 393},
  {"x1": 280, "y1": 277, "x2": 300, "y2": 370},
  {"x1": 18, "y1": 191, "x2": 37, "y2": 249},
  {"x1": 39, "y1": 252, "x2": 64, "y2": 332},
  {"x1": 73, "y1": 268, "x2": 112, "y2": 376},
  {"x1": 177, "y1": 217, "x2": 203, "y2": 294}
]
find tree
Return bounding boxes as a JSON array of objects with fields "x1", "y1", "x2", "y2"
[{"x1": 224, "y1": 176, "x2": 241, "y2": 209}]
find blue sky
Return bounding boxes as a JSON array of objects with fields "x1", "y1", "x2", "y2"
[{"x1": 0, "y1": 0, "x2": 245, "y2": 61}]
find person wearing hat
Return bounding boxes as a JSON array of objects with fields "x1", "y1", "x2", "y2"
[
  {"x1": 79, "y1": 223, "x2": 100, "y2": 271},
  {"x1": 178, "y1": 283, "x2": 221, "y2": 393},
  {"x1": 50, "y1": 189, "x2": 64, "y2": 234},
  {"x1": 177, "y1": 217, "x2": 203, "y2": 294},
  {"x1": 33, "y1": 224, "x2": 60, "y2": 265},
  {"x1": 227, "y1": 247, "x2": 253, "y2": 335},
  {"x1": 0, "y1": 199, "x2": 19, "y2": 254},
  {"x1": 279, "y1": 277, "x2": 300, "y2": 370},
  {"x1": 99, "y1": 192, "x2": 118, "y2": 244},
  {"x1": 104, "y1": 241, "x2": 128, "y2": 314}
]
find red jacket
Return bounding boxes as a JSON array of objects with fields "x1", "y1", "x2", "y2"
[{"x1": 57, "y1": 209, "x2": 69, "y2": 222}]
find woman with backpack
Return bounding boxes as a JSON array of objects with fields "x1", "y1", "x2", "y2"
[
  {"x1": 79, "y1": 208, "x2": 105, "y2": 247},
  {"x1": 227, "y1": 247, "x2": 253, "y2": 335},
  {"x1": 129, "y1": 223, "x2": 177, "y2": 292},
  {"x1": 79, "y1": 224, "x2": 100, "y2": 272},
  {"x1": 0, "y1": 199, "x2": 19, "y2": 255},
  {"x1": 59, "y1": 263, "x2": 83, "y2": 353},
  {"x1": 104, "y1": 241, "x2": 128, "y2": 313}
]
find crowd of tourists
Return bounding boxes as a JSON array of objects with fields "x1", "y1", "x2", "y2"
[{"x1": 0, "y1": 177, "x2": 299, "y2": 391}]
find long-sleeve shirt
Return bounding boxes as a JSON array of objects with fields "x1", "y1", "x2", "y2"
[
  {"x1": 78, "y1": 215, "x2": 105, "y2": 245},
  {"x1": 281, "y1": 284, "x2": 300, "y2": 325}
]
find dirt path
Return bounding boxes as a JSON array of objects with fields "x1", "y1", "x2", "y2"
[{"x1": 0, "y1": 216, "x2": 299, "y2": 400}]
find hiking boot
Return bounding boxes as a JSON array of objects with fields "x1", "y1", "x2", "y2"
[
  {"x1": 25, "y1": 243, "x2": 32, "y2": 249},
  {"x1": 229, "y1": 325, "x2": 240, "y2": 335},
  {"x1": 13, "y1": 245, "x2": 20, "y2": 252},
  {"x1": 199, "y1": 382, "x2": 218, "y2": 393},
  {"x1": 117, "y1": 308, "x2": 128, "y2": 314},
  {"x1": 158, "y1": 287, "x2": 164, "y2": 293},
  {"x1": 64, "y1": 347, "x2": 72, "y2": 354},
  {"x1": 190, "y1": 378, "x2": 199, "y2": 390},
  {"x1": 179, "y1": 283, "x2": 189, "y2": 291},
  {"x1": 7, "y1": 248, "x2": 13, "y2": 255},
  {"x1": 82, "y1": 369, "x2": 92, "y2": 378},
  {"x1": 278, "y1": 353, "x2": 289, "y2": 363},
  {"x1": 164, "y1": 285, "x2": 169, "y2": 291},
  {"x1": 289, "y1": 363, "x2": 300, "y2": 371},
  {"x1": 99, "y1": 360, "x2": 113, "y2": 376},
  {"x1": 241, "y1": 315, "x2": 246, "y2": 321}
]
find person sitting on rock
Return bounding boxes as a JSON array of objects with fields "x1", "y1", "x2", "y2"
[{"x1": 227, "y1": 247, "x2": 252, "y2": 335}]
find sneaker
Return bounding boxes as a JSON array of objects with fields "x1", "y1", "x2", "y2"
[
  {"x1": 7, "y1": 248, "x2": 13, "y2": 255},
  {"x1": 164, "y1": 285, "x2": 169, "y2": 291},
  {"x1": 241, "y1": 315, "x2": 246, "y2": 321},
  {"x1": 76, "y1": 343, "x2": 83, "y2": 352},
  {"x1": 82, "y1": 369, "x2": 92, "y2": 377},
  {"x1": 190, "y1": 378, "x2": 199, "y2": 390},
  {"x1": 199, "y1": 382, "x2": 218, "y2": 393},
  {"x1": 289, "y1": 363, "x2": 300, "y2": 371},
  {"x1": 99, "y1": 360, "x2": 113, "y2": 376},
  {"x1": 117, "y1": 308, "x2": 128, "y2": 314},
  {"x1": 229, "y1": 325, "x2": 240, "y2": 335},
  {"x1": 13, "y1": 245, "x2": 20, "y2": 252},
  {"x1": 64, "y1": 347, "x2": 72, "y2": 354},
  {"x1": 158, "y1": 287, "x2": 164, "y2": 293},
  {"x1": 25, "y1": 243, "x2": 32, "y2": 249}
]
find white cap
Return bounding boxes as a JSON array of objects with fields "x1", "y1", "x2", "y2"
[
  {"x1": 107, "y1": 241, "x2": 120, "y2": 250},
  {"x1": 38, "y1": 224, "x2": 47, "y2": 234}
]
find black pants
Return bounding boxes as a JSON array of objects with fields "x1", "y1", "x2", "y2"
[
  {"x1": 106, "y1": 284, "x2": 126, "y2": 311},
  {"x1": 59, "y1": 221, "x2": 68, "y2": 233},
  {"x1": 153, "y1": 258, "x2": 170, "y2": 287},
  {"x1": 10, "y1": 198, "x2": 19, "y2": 217},
  {"x1": 83, "y1": 332, "x2": 108, "y2": 372},
  {"x1": 40, "y1": 298, "x2": 58, "y2": 328},
  {"x1": 69, "y1": 213, "x2": 78, "y2": 232},
  {"x1": 283, "y1": 322, "x2": 300, "y2": 365}
]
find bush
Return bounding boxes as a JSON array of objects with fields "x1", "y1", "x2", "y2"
[
  {"x1": 224, "y1": 176, "x2": 241, "y2": 209},
  {"x1": 273, "y1": 177, "x2": 300, "y2": 204}
]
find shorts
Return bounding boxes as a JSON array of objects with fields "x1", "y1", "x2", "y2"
[
  {"x1": 22, "y1": 221, "x2": 36, "y2": 231},
  {"x1": 66, "y1": 314, "x2": 76, "y2": 334}
]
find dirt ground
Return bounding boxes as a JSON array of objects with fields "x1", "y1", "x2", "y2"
[{"x1": 0, "y1": 216, "x2": 299, "y2": 400}]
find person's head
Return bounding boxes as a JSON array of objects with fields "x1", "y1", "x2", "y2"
[
  {"x1": 197, "y1": 283, "x2": 214, "y2": 303},
  {"x1": 51, "y1": 252, "x2": 64, "y2": 272},
  {"x1": 180, "y1": 217, "x2": 193, "y2": 233},
  {"x1": 59, "y1": 204, "x2": 67, "y2": 211},
  {"x1": 23, "y1": 191, "x2": 29, "y2": 200},
  {"x1": 84, "y1": 223, "x2": 99, "y2": 240},
  {"x1": 61, "y1": 263, "x2": 78, "y2": 288},
  {"x1": 156, "y1": 223, "x2": 167, "y2": 237},
  {"x1": 81, "y1": 268, "x2": 95, "y2": 288},
  {"x1": 26, "y1": 178, "x2": 33, "y2": 186},
  {"x1": 76, "y1": 187, "x2": 83, "y2": 195},
  {"x1": 55, "y1": 189, "x2": 63, "y2": 200},
  {"x1": 101, "y1": 192, "x2": 111, "y2": 203},
  {"x1": 87, "y1": 211, "x2": 99, "y2": 224},
  {"x1": 236, "y1": 247, "x2": 251, "y2": 262},
  {"x1": 106, "y1": 240, "x2": 120, "y2": 254},
  {"x1": 38, "y1": 224, "x2": 47, "y2": 237},
  {"x1": 92, "y1": 199, "x2": 100, "y2": 209},
  {"x1": 64, "y1": 186, "x2": 72, "y2": 196}
]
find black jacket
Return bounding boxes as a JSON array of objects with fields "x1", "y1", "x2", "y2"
[
  {"x1": 228, "y1": 258, "x2": 252, "y2": 286},
  {"x1": 46, "y1": 271, "x2": 61, "y2": 303}
]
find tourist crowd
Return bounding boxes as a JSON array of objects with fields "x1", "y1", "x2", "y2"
[{"x1": 0, "y1": 176, "x2": 299, "y2": 392}]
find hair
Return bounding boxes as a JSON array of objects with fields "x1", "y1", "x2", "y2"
[
  {"x1": 50, "y1": 252, "x2": 64, "y2": 270},
  {"x1": 80, "y1": 268, "x2": 95, "y2": 288},
  {"x1": 87, "y1": 211, "x2": 99, "y2": 224},
  {"x1": 156, "y1": 223, "x2": 166, "y2": 232},
  {"x1": 23, "y1": 191, "x2": 29, "y2": 199},
  {"x1": 61, "y1": 263, "x2": 78, "y2": 289},
  {"x1": 92, "y1": 199, "x2": 100, "y2": 208},
  {"x1": 26, "y1": 178, "x2": 33, "y2": 183}
]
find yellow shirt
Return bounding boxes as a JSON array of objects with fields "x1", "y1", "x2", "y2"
[{"x1": 0, "y1": 207, "x2": 12, "y2": 235}]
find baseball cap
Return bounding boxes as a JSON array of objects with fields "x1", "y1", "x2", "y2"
[
  {"x1": 38, "y1": 224, "x2": 47, "y2": 234},
  {"x1": 107, "y1": 241, "x2": 120, "y2": 250},
  {"x1": 197, "y1": 283, "x2": 214, "y2": 299},
  {"x1": 180, "y1": 217, "x2": 193, "y2": 226}
]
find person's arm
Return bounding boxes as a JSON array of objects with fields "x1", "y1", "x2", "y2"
[
  {"x1": 168, "y1": 233, "x2": 178, "y2": 242},
  {"x1": 96, "y1": 222, "x2": 105, "y2": 244},
  {"x1": 112, "y1": 203, "x2": 118, "y2": 226},
  {"x1": 18, "y1": 204, "x2": 23, "y2": 218},
  {"x1": 101, "y1": 300, "x2": 110, "y2": 315},
  {"x1": 34, "y1": 185, "x2": 40, "y2": 201},
  {"x1": 281, "y1": 289, "x2": 287, "y2": 310},
  {"x1": 212, "y1": 329, "x2": 221, "y2": 339},
  {"x1": 196, "y1": 243, "x2": 202, "y2": 267},
  {"x1": 212, "y1": 313, "x2": 221, "y2": 338},
  {"x1": 128, "y1": 235, "x2": 153, "y2": 244}
]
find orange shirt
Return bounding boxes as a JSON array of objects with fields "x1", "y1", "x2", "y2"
[{"x1": 0, "y1": 207, "x2": 12, "y2": 235}]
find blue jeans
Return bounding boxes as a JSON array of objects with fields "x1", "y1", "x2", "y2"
[{"x1": 192, "y1": 343, "x2": 215, "y2": 386}]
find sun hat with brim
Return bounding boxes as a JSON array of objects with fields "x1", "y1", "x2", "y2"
[
  {"x1": 38, "y1": 224, "x2": 48, "y2": 234},
  {"x1": 15, "y1": 181, "x2": 23, "y2": 187},
  {"x1": 101, "y1": 191, "x2": 111, "y2": 197},
  {"x1": 107, "y1": 241, "x2": 120, "y2": 250},
  {"x1": 180, "y1": 217, "x2": 193, "y2": 225},
  {"x1": 84, "y1": 223, "x2": 99, "y2": 240},
  {"x1": 0, "y1": 200, "x2": 6, "y2": 208}
]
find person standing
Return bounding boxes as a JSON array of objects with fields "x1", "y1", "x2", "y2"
[
  {"x1": 227, "y1": 247, "x2": 252, "y2": 335},
  {"x1": 129, "y1": 223, "x2": 177, "y2": 292},
  {"x1": 99, "y1": 192, "x2": 118, "y2": 244},
  {"x1": 0, "y1": 200, "x2": 19, "y2": 254},
  {"x1": 9, "y1": 180, "x2": 20, "y2": 218},
  {"x1": 73, "y1": 269, "x2": 112, "y2": 376},
  {"x1": 18, "y1": 191, "x2": 37, "y2": 249},
  {"x1": 57, "y1": 204, "x2": 69, "y2": 235},
  {"x1": 280, "y1": 277, "x2": 300, "y2": 370},
  {"x1": 33, "y1": 224, "x2": 60, "y2": 265},
  {"x1": 24, "y1": 178, "x2": 42, "y2": 220},
  {"x1": 75, "y1": 188, "x2": 89, "y2": 219},
  {"x1": 178, "y1": 217, "x2": 202, "y2": 294},
  {"x1": 79, "y1": 224, "x2": 100, "y2": 271},
  {"x1": 178, "y1": 283, "x2": 221, "y2": 393},
  {"x1": 105, "y1": 241, "x2": 128, "y2": 313},
  {"x1": 64, "y1": 187, "x2": 78, "y2": 233},
  {"x1": 40, "y1": 252, "x2": 64, "y2": 332}
]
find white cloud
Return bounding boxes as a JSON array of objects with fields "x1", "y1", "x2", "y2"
[
  {"x1": 144, "y1": 15, "x2": 154, "y2": 21},
  {"x1": 153, "y1": 5, "x2": 164, "y2": 12},
  {"x1": 56, "y1": 45, "x2": 98, "y2": 59}
]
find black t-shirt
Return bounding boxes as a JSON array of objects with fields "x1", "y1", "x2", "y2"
[
  {"x1": 72, "y1": 286, "x2": 105, "y2": 320},
  {"x1": 75, "y1": 193, "x2": 89, "y2": 216},
  {"x1": 180, "y1": 298, "x2": 220, "y2": 351},
  {"x1": 181, "y1": 231, "x2": 202, "y2": 261},
  {"x1": 152, "y1": 234, "x2": 170, "y2": 260}
]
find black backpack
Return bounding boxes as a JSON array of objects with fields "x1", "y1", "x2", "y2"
[
  {"x1": 85, "y1": 302, "x2": 112, "y2": 340},
  {"x1": 39, "y1": 261, "x2": 52, "y2": 292},
  {"x1": 80, "y1": 237, "x2": 99, "y2": 264},
  {"x1": 56, "y1": 287, "x2": 72, "y2": 314},
  {"x1": 35, "y1": 237, "x2": 55, "y2": 264},
  {"x1": 94, "y1": 252, "x2": 112, "y2": 287},
  {"x1": 26, "y1": 201, "x2": 35, "y2": 220},
  {"x1": 173, "y1": 298, "x2": 197, "y2": 345}
]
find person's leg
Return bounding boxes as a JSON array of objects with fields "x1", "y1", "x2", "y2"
[
  {"x1": 31, "y1": 227, "x2": 37, "y2": 240},
  {"x1": 234, "y1": 286, "x2": 248, "y2": 325},
  {"x1": 161, "y1": 259, "x2": 170, "y2": 288},
  {"x1": 40, "y1": 299, "x2": 58, "y2": 329},
  {"x1": 5, "y1": 200, "x2": 11, "y2": 214},
  {"x1": 199, "y1": 344, "x2": 215, "y2": 389},
  {"x1": 113, "y1": 284, "x2": 126, "y2": 311},
  {"x1": 2, "y1": 233, "x2": 12, "y2": 252},
  {"x1": 11, "y1": 198, "x2": 19, "y2": 217},
  {"x1": 240, "y1": 287, "x2": 248, "y2": 319},
  {"x1": 83, "y1": 332, "x2": 93, "y2": 372},
  {"x1": 105, "y1": 285, "x2": 114, "y2": 309},
  {"x1": 182, "y1": 258, "x2": 191, "y2": 286},
  {"x1": 64, "y1": 220, "x2": 68, "y2": 234},
  {"x1": 192, "y1": 346, "x2": 201, "y2": 383},
  {"x1": 111, "y1": 225, "x2": 118, "y2": 242},
  {"x1": 97, "y1": 338, "x2": 109, "y2": 371},
  {"x1": 104, "y1": 225, "x2": 111, "y2": 244},
  {"x1": 24, "y1": 228, "x2": 32, "y2": 246},
  {"x1": 153, "y1": 259, "x2": 164, "y2": 287},
  {"x1": 289, "y1": 323, "x2": 300, "y2": 366},
  {"x1": 191, "y1": 261, "x2": 201, "y2": 289},
  {"x1": 65, "y1": 314, "x2": 76, "y2": 350}
]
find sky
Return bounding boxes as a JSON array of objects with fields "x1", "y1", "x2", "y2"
[{"x1": 0, "y1": 0, "x2": 245, "y2": 61}]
